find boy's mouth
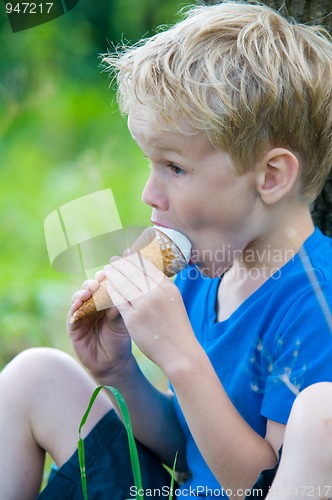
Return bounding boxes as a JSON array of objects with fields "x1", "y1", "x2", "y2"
[{"x1": 150, "y1": 220, "x2": 171, "y2": 229}]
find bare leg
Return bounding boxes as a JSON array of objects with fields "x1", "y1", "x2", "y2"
[
  {"x1": 0, "y1": 348, "x2": 113, "y2": 500},
  {"x1": 266, "y1": 382, "x2": 332, "y2": 500}
]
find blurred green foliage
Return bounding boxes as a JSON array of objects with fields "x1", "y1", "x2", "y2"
[{"x1": 0, "y1": 0, "x2": 193, "y2": 371}]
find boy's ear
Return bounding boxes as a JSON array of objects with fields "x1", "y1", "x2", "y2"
[{"x1": 256, "y1": 148, "x2": 300, "y2": 204}]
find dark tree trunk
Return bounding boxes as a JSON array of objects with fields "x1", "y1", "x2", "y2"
[
  {"x1": 267, "y1": 0, "x2": 332, "y2": 237},
  {"x1": 203, "y1": 0, "x2": 332, "y2": 236}
]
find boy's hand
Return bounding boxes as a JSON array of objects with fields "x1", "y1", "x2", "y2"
[
  {"x1": 105, "y1": 254, "x2": 198, "y2": 374},
  {"x1": 67, "y1": 270, "x2": 133, "y2": 383}
]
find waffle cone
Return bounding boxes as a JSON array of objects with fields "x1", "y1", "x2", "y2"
[{"x1": 70, "y1": 227, "x2": 188, "y2": 323}]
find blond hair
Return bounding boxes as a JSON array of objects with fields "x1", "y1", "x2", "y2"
[{"x1": 104, "y1": 1, "x2": 332, "y2": 203}]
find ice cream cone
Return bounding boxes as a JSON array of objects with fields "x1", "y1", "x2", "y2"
[{"x1": 70, "y1": 226, "x2": 191, "y2": 323}]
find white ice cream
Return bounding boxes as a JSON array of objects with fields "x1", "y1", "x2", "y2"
[{"x1": 154, "y1": 226, "x2": 192, "y2": 263}]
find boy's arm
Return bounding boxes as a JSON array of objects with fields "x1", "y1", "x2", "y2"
[
  {"x1": 167, "y1": 349, "x2": 280, "y2": 494},
  {"x1": 95, "y1": 355, "x2": 188, "y2": 471},
  {"x1": 107, "y1": 256, "x2": 281, "y2": 494},
  {"x1": 68, "y1": 281, "x2": 187, "y2": 470}
]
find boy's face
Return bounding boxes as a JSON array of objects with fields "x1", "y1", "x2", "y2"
[{"x1": 128, "y1": 104, "x2": 262, "y2": 277}]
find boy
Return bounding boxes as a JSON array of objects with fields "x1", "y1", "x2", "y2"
[{"x1": 0, "y1": 2, "x2": 332, "y2": 498}]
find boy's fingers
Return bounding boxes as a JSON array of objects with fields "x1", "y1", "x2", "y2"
[
  {"x1": 71, "y1": 288, "x2": 91, "y2": 303},
  {"x1": 127, "y1": 252, "x2": 165, "y2": 282},
  {"x1": 111, "y1": 253, "x2": 164, "y2": 286},
  {"x1": 105, "y1": 264, "x2": 144, "y2": 303},
  {"x1": 105, "y1": 257, "x2": 159, "y2": 297},
  {"x1": 106, "y1": 280, "x2": 132, "y2": 312},
  {"x1": 81, "y1": 279, "x2": 100, "y2": 292},
  {"x1": 71, "y1": 278, "x2": 101, "y2": 304}
]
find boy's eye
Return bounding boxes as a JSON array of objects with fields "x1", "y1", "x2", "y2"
[{"x1": 168, "y1": 163, "x2": 186, "y2": 176}]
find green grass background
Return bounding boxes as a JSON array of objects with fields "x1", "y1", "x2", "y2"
[
  {"x1": 1, "y1": 5, "x2": 196, "y2": 490},
  {"x1": 1, "y1": 75, "x2": 149, "y2": 360},
  {"x1": 0, "y1": 1, "x2": 195, "y2": 388}
]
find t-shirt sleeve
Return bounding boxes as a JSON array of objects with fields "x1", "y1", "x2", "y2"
[{"x1": 261, "y1": 283, "x2": 332, "y2": 424}]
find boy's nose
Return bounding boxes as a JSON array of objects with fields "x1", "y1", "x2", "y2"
[{"x1": 141, "y1": 173, "x2": 169, "y2": 211}]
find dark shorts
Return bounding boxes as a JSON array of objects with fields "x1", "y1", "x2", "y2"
[{"x1": 38, "y1": 409, "x2": 173, "y2": 500}]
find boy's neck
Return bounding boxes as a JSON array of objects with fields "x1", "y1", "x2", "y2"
[
  {"x1": 216, "y1": 205, "x2": 315, "y2": 322},
  {"x1": 240, "y1": 202, "x2": 314, "y2": 271}
]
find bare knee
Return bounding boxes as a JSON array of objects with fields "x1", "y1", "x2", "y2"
[
  {"x1": 269, "y1": 385, "x2": 332, "y2": 500},
  {"x1": 1, "y1": 347, "x2": 77, "y2": 389},
  {"x1": 294, "y1": 382, "x2": 332, "y2": 425},
  {"x1": 286, "y1": 382, "x2": 332, "y2": 454},
  {"x1": 1, "y1": 348, "x2": 113, "y2": 466},
  {"x1": 1, "y1": 347, "x2": 111, "y2": 414},
  {"x1": 0, "y1": 347, "x2": 105, "y2": 420}
]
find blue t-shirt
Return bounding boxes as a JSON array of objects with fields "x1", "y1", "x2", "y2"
[{"x1": 173, "y1": 228, "x2": 332, "y2": 497}]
